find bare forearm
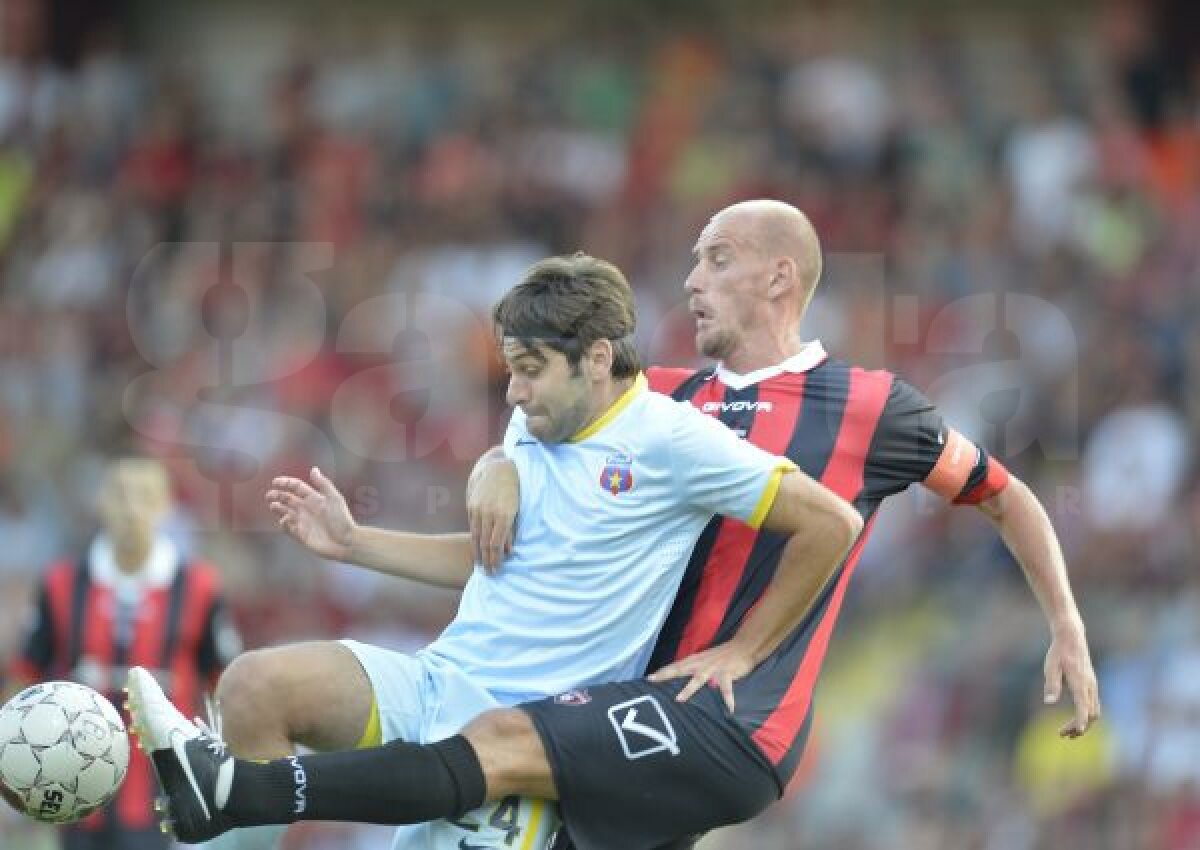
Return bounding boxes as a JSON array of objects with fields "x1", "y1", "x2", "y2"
[
  {"x1": 733, "y1": 482, "x2": 862, "y2": 665},
  {"x1": 981, "y1": 478, "x2": 1082, "y2": 633},
  {"x1": 978, "y1": 477, "x2": 1101, "y2": 734},
  {"x1": 346, "y1": 526, "x2": 475, "y2": 589}
]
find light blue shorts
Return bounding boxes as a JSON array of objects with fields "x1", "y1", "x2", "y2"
[
  {"x1": 339, "y1": 640, "x2": 561, "y2": 850},
  {"x1": 340, "y1": 639, "x2": 501, "y2": 745}
]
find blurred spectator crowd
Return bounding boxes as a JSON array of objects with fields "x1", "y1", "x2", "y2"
[{"x1": 0, "y1": 0, "x2": 1197, "y2": 847}]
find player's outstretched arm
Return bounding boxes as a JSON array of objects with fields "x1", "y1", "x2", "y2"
[
  {"x1": 653, "y1": 470, "x2": 862, "y2": 709},
  {"x1": 976, "y1": 475, "x2": 1100, "y2": 737},
  {"x1": 919, "y1": 419, "x2": 1100, "y2": 738},
  {"x1": 266, "y1": 467, "x2": 474, "y2": 589}
]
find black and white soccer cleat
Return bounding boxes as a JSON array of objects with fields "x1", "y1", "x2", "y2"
[{"x1": 124, "y1": 666, "x2": 236, "y2": 844}]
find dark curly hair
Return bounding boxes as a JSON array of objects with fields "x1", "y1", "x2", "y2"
[{"x1": 492, "y1": 252, "x2": 640, "y2": 378}]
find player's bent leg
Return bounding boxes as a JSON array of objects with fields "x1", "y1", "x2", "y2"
[
  {"x1": 126, "y1": 661, "x2": 493, "y2": 840},
  {"x1": 391, "y1": 710, "x2": 562, "y2": 850},
  {"x1": 204, "y1": 642, "x2": 373, "y2": 850},
  {"x1": 216, "y1": 641, "x2": 374, "y2": 761},
  {"x1": 130, "y1": 653, "x2": 566, "y2": 847},
  {"x1": 461, "y1": 708, "x2": 558, "y2": 800},
  {"x1": 125, "y1": 643, "x2": 378, "y2": 846},
  {"x1": 520, "y1": 680, "x2": 778, "y2": 850}
]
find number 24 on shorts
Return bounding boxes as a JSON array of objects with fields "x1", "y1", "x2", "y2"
[{"x1": 450, "y1": 795, "x2": 561, "y2": 849}]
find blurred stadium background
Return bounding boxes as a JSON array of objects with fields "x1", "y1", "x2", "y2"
[{"x1": 0, "y1": 0, "x2": 1197, "y2": 847}]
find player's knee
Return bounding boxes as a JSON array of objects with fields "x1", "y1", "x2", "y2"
[
  {"x1": 708, "y1": 766, "x2": 776, "y2": 826},
  {"x1": 219, "y1": 641, "x2": 374, "y2": 756},
  {"x1": 462, "y1": 709, "x2": 556, "y2": 799},
  {"x1": 463, "y1": 708, "x2": 536, "y2": 747},
  {"x1": 216, "y1": 649, "x2": 287, "y2": 742}
]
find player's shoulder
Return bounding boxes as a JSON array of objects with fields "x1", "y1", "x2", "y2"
[
  {"x1": 646, "y1": 365, "x2": 712, "y2": 397},
  {"x1": 817, "y1": 357, "x2": 893, "y2": 384},
  {"x1": 821, "y1": 359, "x2": 933, "y2": 409},
  {"x1": 614, "y1": 386, "x2": 713, "y2": 445},
  {"x1": 42, "y1": 557, "x2": 80, "y2": 584},
  {"x1": 872, "y1": 368, "x2": 933, "y2": 414},
  {"x1": 182, "y1": 556, "x2": 220, "y2": 577},
  {"x1": 637, "y1": 389, "x2": 732, "y2": 449},
  {"x1": 32, "y1": 557, "x2": 85, "y2": 605},
  {"x1": 180, "y1": 558, "x2": 224, "y2": 592},
  {"x1": 639, "y1": 384, "x2": 706, "y2": 416}
]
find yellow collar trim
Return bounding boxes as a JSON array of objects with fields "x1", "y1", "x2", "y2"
[{"x1": 569, "y1": 373, "x2": 647, "y2": 443}]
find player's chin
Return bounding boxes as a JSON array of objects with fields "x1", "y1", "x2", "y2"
[
  {"x1": 696, "y1": 329, "x2": 727, "y2": 360},
  {"x1": 525, "y1": 416, "x2": 552, "y2": 441}
]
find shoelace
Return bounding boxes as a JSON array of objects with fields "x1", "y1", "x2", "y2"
[{"x1": 193, "y1": 695, "x2": 230, "y2": 760}]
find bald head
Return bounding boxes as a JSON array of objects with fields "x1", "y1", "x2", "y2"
[
  {"x1": 686, "y1": 199, "x2": 825, "y2": 372},
  {"x1": 707, "y1": 200, "x2": 823, "y2": 310}
]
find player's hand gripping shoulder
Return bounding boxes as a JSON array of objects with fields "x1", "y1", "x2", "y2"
[
  {"x1": 265, "y1": 466, "x2": 356, "y2": 561},
  {"x1": 467, "y1": 446, "x2": 518, "y2": 573}
]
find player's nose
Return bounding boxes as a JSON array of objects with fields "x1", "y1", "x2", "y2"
[{"x1": 506, "y1": 375, "x2": 529, "y2": 407}]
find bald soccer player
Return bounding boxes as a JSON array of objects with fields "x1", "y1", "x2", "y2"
[{"x1": 129, "y1": 203, "x2": 1099, "y2": 850}]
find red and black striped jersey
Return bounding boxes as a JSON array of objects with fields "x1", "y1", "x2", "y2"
[
  {"x1": 9, "y1": 541, "x2": 238, "y2": 834},
  {"x1": 646, "y1": 352, "x2": 1009, "y2": 785}
]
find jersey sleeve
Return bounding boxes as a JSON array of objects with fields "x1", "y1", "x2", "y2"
[
  {"x1": 927, "y1": 428, "x2": 1011, "y2": 505},
  {"x1": 668, "y1": 400, "x2": 795, "y2": 529},
  {"x1": 865, "y1": 378, "x2": 1010, "y2": 503},
  {"x1": 9, "y1": 580, "x2": 55, "y2": 683},
  {"x1": 195, "y1": 595, "x2": 242, "y2": 680},
  {"x1": 861, "y1": 379, "x2": 946, "y2": 500}
]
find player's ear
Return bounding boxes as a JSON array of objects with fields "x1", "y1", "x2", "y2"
[
  {"x1": 766, "y1": 257, "x2": 797, "y2": 300},
  {"x1": 585, "y1": 339, "x2": 614, "y2": 379}
]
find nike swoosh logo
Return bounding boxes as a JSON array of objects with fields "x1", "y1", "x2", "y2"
[
  {"x1": 214, "y1": 757, "x2": 235, "y2": 811},
  {"x1": 171, "y1": 731, "x2": 212, "y2": 822},
  {"x1": 514, "y1": 439, "x2": 537, "y2": 446}
]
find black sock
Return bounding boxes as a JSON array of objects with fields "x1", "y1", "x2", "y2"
[{"x1": 225, "y1": 735, "x2": 487, "y2": 826}]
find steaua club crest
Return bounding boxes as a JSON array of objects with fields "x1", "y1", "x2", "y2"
[
  {"x1": 599, "y1": 452, "x2": 634, "y2": 495},
  {"x1": 554, "y1": 689, "x2": 592, "y2": 706}
]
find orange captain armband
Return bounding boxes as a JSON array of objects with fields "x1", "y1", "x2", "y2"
[{"x1": 923, "y1": 427, "x2": 1011, "y2": 505}]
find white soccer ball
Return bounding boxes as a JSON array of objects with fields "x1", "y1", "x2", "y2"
[{"x1": 0, "y1": 681, "x2": 129, "y2": 823}]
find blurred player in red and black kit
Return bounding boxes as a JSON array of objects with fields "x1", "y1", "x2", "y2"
[
  {"x1": 4, "y1": 458, "x2": 240, "y2": 850},
  {"x1": 127, "y1": 202, "x2": 1099, "y2": 850}
]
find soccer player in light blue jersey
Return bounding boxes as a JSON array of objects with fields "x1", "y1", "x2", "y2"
[{"x1": 125, "y1": 253, "x2": 862, "y2": 850}]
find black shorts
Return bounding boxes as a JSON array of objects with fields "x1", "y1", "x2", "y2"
[{"x1": 521, "y1": 679, "x2": 780, "y2": 850}]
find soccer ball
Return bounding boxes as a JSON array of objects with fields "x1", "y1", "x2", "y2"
[{"x1": 0, "y1": 681, "x2": 130, "y2": 823}]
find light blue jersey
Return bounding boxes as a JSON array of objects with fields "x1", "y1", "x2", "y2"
[{"x1": 421, "y1": 373, "x2": 791, "y2": 705}]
